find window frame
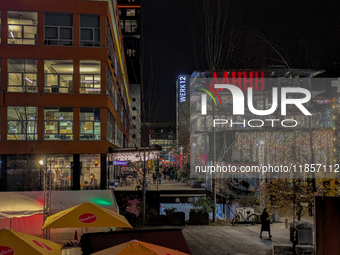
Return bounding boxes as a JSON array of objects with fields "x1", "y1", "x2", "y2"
[
  {"x1": 44, "y1": 107, "x2": 74, "y2": 140},
  {"x1": 8, "y1": 58, "x2": 38, "y2": 93},
  {"x1": 7, "y1": 10, "x2": 38, "y2": 45},
  {"x1": 44, "y1": 13, "x2": 74, "y2": 46},
  {"x1": 44, "y1": 60, "x2": 74, "y2": 93},
  {"x1": 79, "y1": 14, "x2": 100, "y2": 47},
  {"x1": 80, "y1": 108, "x2": 101, "y2": 140},
  {"x1": 7, "y1": 106, "x2": 38, "y2": 140}
]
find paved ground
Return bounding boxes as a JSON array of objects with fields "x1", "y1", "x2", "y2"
[{"x1": 181, "y1": 222, "x2": 291, "y2": 255}]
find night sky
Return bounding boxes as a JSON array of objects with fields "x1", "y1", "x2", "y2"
[{"x1": 141, "y1": 0, "x2": 340, "y2": 122}]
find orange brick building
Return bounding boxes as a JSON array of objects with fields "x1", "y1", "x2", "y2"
[{"x1": 0, "y1": 0, "x2": 131, "y2": 191}]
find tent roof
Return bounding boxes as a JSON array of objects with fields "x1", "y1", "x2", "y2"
[{"x1": 0, "y1": 190, "x2": 118, "y2": 219}]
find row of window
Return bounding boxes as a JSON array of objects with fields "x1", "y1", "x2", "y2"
[
  {"x1": 7, "y1": 107, "x2": 101, "y2": 140},
  {"x1": 119, "y1": 19, "x2": 138, "y2": 34},
  {"x1": 0, "y1": 11, "x2": 100, "y2": 46},
  {"x1": 5, "y1": 59, "x2": 100, "y2": 94}
]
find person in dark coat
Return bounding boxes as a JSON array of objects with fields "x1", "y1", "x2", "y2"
[{"x1": 260, "y1": 208, "x2": 272, "y2": 240}]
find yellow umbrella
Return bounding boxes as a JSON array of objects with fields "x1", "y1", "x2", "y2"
[
  {"x1": 92, "y1": 240, "x2": 190, "y2": 255},
  {"x1": 42, "y1": 202, "x2": 132, "y2": 229},
  {"x1": 0, "y1": 229, "x2": 61, "y2": 255}
]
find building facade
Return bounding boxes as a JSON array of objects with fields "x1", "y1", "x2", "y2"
[
  {"x1": 177, "y1": 69, "x2": 337, "y2": 189},
  {"x1": 118, "y1": 0, "x2": 141, "y2": 147},
  {"x1": 144, "y1": 122, "x2": 176, "y2": 161},
  {"x1": 0, "y1": 0, "x2": 131, "y2": 191}
]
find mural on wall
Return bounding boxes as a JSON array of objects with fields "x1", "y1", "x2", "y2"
[{"x1": 115, "y1": 192, "x2": 142, "y2": 225}]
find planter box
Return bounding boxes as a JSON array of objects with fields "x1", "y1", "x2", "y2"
[
  {"x1": 189, "y1": 212, "x2": 209, "y2": 225},
  {"x1": 290, "y1": 227, "x2": 313, "y2": 245},
  {"x1": 147, "y1": 215, "x2": 167, "y2": 226},
  {"x1": 167, "y1": 212, "x2": 185, "y2": 226}
]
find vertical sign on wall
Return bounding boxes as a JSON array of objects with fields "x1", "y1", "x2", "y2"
[{"x1": 179, "y1": 76, "x2": 187, "y2": 102}]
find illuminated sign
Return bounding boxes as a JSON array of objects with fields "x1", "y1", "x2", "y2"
[
  {"x1": 113, "y1": 160, "x2": 128, "y2": 166},
  {"x1": 179, "y1": 76, "x2": 186, "y2": 102},
  {"x1": 209, "y1": 71, "x2": 265, "y2": 91}
]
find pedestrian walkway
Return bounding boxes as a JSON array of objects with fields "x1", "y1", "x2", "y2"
[
  {"x1": 181, "y1": 222, "x2": 291, "y2": 255},
  {"x1": 113, "y1": 173, "x2": 204, "y2": 191}
]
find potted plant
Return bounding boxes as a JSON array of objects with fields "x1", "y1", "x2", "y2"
[
  {"x1": 146, "y1": 208, "x2": 167, "y2": 226},
  {"x1": 290, "y1": 221, "x2": 314, "y2": 245},
  {"x1": 164, "y1": 208, "x2": 185, "y2": 226},
  {"x1": 189, "y1": 197, "x2": 215, "y2": 225}
]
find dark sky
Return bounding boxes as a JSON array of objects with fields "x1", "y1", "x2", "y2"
[{"x1": 141, "y1": 0, "x2": 340, "y2": 122}]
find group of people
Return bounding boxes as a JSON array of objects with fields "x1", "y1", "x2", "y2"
[{"x1": 152, "y1": 166, "x2": 179, "y2": 184}]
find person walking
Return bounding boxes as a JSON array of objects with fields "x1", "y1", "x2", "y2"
[
  {"x1": 157, "y1": 171, "x2": 162, "y2": 184},
  {"x1": 163, "y1": 168, "x2": 167, "y2": 180},
  {"x1": 174, "y1": 171, "x2": 178, "y2": 182},
  {"x1": 169, "y1": 170, "x2": 174, "y2": 182},
  {"x1": 152, "y1": 171, "x2": 157, "y2": 184},
  {"x1": 260, "y1": 208, "x2": 272, "y2": 240}
]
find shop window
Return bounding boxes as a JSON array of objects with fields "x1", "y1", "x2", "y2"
[
  {"x1": 8, "y1": 11, "x2": 38, "y2": 45},
  {"x1": 44, "y1": 60, "x2": 73, "y2": 93},
  {"x1": 80, "y1": 60, "x2": 101, "y2": 94},
  {"x1": 126, "y1": 9, "x2": 135, "y2": 17},
  {"x1": 8, "y1": 59, "x2": 38, "y2": 92},
  {"x1": 80, "y1": 154, "x2": 101, "y2": 188},
  {"x1": 44, "y1": 13, "x2": 73, "y2": 46},
  {"x1": 80, "y1": 108, "x2": 101, "y2": 140},
  {"x1": 7, "y1": 106, "x2": 37, "y2": 140},
  {"x1": 80, "y1": 15, "x2": 100, "y2": 47},
  {"x1": 44, "y1": 107, "x2": 73, "y2": 140}
]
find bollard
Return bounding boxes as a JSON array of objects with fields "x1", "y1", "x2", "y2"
[{"x1": 285, "y1": 217, "x2": 289, "y2": 228}]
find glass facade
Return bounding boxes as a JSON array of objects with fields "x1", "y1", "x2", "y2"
[
  {"x1": 44, "y1": 60, "x2": 73, "y2": 93},
  {"x1": 80, "y1": 154, "x2": 101, "y2": 189},
  {"x1": 8, "y1": 59, "x2": 38, "y2": 92},
  {"x1": 107, "y1": 111, "x2": 115, "y2": 144},
  {"x1": 80, "y1": 14, "x2": 100, "y2": 47},
  {"x1": 8, "y1": 11, "x2": 38, "y2": 45},
  {"x1": 44, "y1": 13, "x2": 73, "y2": 46},
  {"x1": 80, "y1": 108, "x2": 101, "y2": 140},
  {"x1": 7, "y1": 106, "x2": 37, "y2": 140},
  {"x1": 80, "y1": 60, "x2": 101, "y2": 94},
  {"x1": 44, "y1": 107, "x2": 73, "y2": 140}
]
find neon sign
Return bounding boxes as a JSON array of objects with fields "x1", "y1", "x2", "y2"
[
  {"x1": 209, "y1": 71, "x2": 265, "y2": 92},
  {"x1": 179, "y1": 76, "x2": 186, "y2": 102}
]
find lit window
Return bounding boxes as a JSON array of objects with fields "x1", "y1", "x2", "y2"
[
  {"x1": 44, "y1": 60, "x2": 73, "y2": 93},
  {"x1": 80, "y1": 60, "x2": 101, "y2": 94},
  {"x1": 44, "y1": 107, "x2": 73, "y2": 140},
  {"x1": 44, "y1": 13, "x2": 73, "y2": 46},
  {"x1": 8, "y1": 59, "x2": 38, "y2": 92},
  {"x1": 127, "y1": 49, "x2": 136, "y2": 57},
  {"x1": 7, "y1": 106, "x2": 37, "y2": 140},
  {"x1": 124, "y1": 20, "x2": 137, "y2": 33},
  {"x1": 8, "y1": 11, "x2": 38, "y2": 45},
  {"x1": 126, "y1": 9, "x2": 136, "y2": 17},
  {"x1": 80, "y1": 108, "x2": 101, "y2": 140},
  {"x1": 80, "y1": 15, "x2": 100, "y2": 47}
]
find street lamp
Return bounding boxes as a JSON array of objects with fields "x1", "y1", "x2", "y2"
[{"x1": 40, "y1": 157, "x2": 52, "y2": 240}]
